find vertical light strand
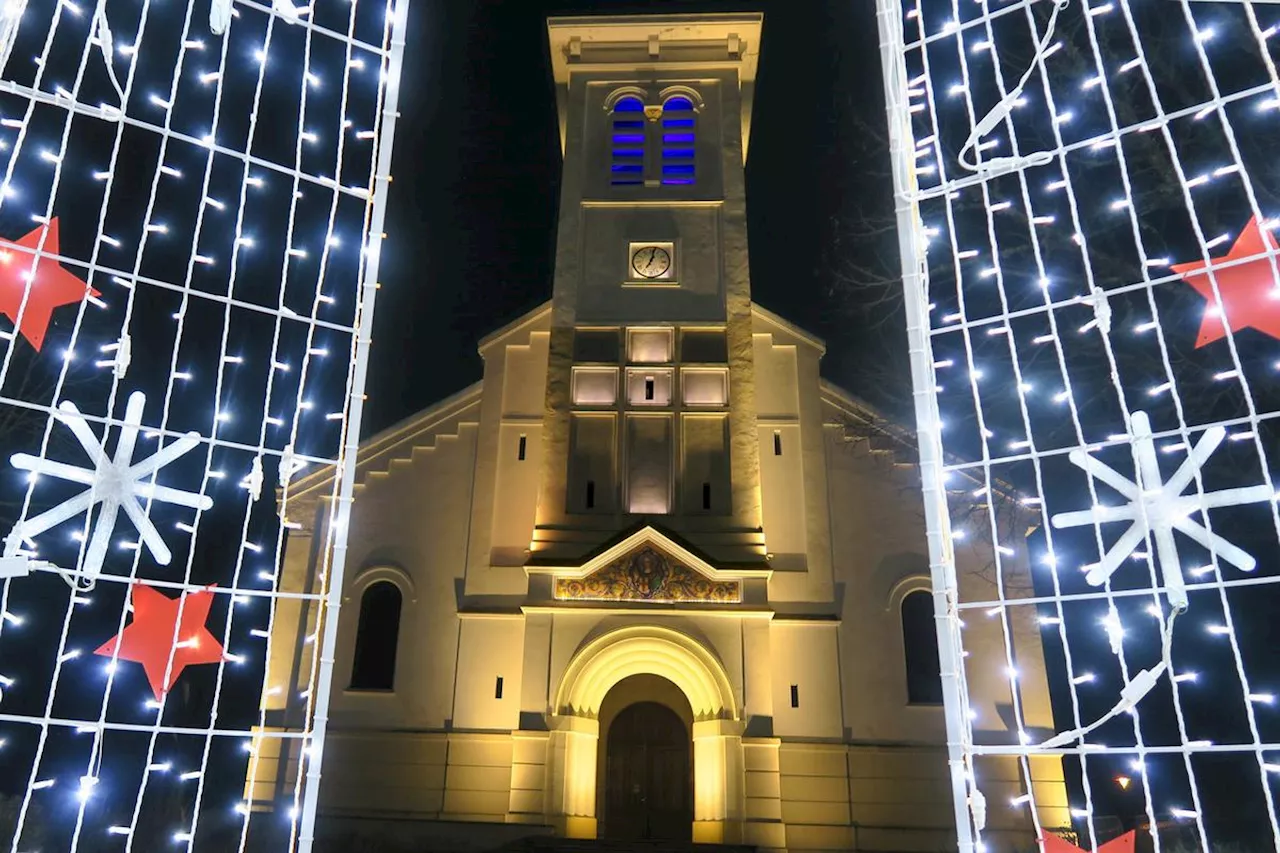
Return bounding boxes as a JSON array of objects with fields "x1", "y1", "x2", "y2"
[
  {"x1": 294, "y1": 1, "x2": 410, "y2": 851},
  {"x1": 881, "y1": 0, "x2": 1280, "y2": 849},
  {"x1": 876, "y1": 1, "x2": 980, "y2": 849},
  {"x1": 0, "y1": 0, "x2": 409, "y2": 851}
]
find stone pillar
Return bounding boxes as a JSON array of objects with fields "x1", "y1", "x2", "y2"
[
  {"x1": 692, "y1": 719, "x2": 744, "y2": 844},
  {"x1": 547, "y1": 715, "x2": 599, "y2": 839}
]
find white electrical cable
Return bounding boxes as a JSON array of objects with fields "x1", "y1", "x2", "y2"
[
  {"x1": 957, "y1": 0, "x2": 1069, "y2": 179},
  {"x1": 1039, "y1": 611, "x2": 1178, "y2": 749},
  {"x1": 91, "y1": 1, "x2": 125, "y2": 105}
]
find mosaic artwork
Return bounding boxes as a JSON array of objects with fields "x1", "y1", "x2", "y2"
[{"x1": 554, "y1": 546, "x2": 741, "y2": 603}]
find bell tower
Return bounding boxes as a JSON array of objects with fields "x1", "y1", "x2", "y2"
[{"x1": 532, "y1": 15, "x2": 766, "y2": 564}]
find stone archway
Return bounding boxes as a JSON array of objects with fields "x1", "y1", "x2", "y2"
[{"x1": 547, "y1": 625, "x2": 743, "y2": 843}]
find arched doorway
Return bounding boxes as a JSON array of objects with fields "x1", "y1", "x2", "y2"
[
  {"x1": 603, "y1": 701, "x2": 692, "y2": 840},
  {"x1": 549, "y1": 625, "x2": 743, "y2": 843}
]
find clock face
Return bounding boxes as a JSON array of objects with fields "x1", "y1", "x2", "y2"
[{"x1": 631, "y1": 246, "x2": 672, "y2": 279}]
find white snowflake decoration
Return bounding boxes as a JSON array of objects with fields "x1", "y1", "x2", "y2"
[
  {"x1": 6, "y1": 390, "x2": 212, "y2": 585},
  {"x1": 1051, "y1": 411, "x2": 1272, "y2": 610}
]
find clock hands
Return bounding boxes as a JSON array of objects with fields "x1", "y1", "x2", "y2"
[{"x1": 632, "y1": 246, "x2": 669, "y2": 279}]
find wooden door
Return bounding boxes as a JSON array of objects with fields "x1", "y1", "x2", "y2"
[{"x1": 603, "y1": 701, "x2": 692, "y2": 840}]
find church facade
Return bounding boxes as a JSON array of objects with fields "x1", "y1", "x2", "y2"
[{"x1": 249, "y1": 14, "x2": 1067, "y2": 852}]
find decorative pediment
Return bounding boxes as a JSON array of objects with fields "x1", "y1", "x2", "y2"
[{"x1": 554, "y1": 545, "x2": 741, "y2": 604}]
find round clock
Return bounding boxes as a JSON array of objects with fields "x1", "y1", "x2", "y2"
[{"x1": 631, "y1": 245, "x2": 672, "y2": 279}]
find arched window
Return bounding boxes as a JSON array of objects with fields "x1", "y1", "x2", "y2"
[
  {"x1": 610, "y1": 96, "x2": 645, "y2": 186},
  {"x1": 349, "y1": 581, "x2": 402, "y2": 691},
  {"x1": 901, "y1": 589, "x2": 944, "y2": 705},
  {"x1": 660, "y1": 96, "x2": 696, "y2": 186}
]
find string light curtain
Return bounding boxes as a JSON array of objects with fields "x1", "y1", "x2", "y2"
[
  {"x1": 877, "y1": 0, "x2": 1280, "y2": 850},
  {"x1": 0, "y1": 0, "x2": 408, "y2": 851}
]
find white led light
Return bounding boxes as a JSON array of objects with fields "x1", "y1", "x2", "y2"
[
  {"x1": 0, "y1": 0, "x2": 409, "y2": 844},
  {"x1": 878, "y1": 0, "x2": 1280, "y2": 834}
]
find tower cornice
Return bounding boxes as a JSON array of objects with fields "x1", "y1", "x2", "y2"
[{"x1": 546, "y1": 13, "x2": 763, "y2": 163}]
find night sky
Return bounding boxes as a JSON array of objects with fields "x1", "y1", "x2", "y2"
[{"x1": 361, "y1": 0, "x2": 904, "y2": 437}]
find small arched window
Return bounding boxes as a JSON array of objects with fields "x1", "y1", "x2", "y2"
[
  {"x1": 349, "y1": 581, "x2": 402, "y2": 691},
  {"x1": 660, "y1": 96, "x2": 696, "y2": 186},
  {"x1": 901, "y1": 589, "x2": 944, "y2": 705},
  {"x1": 610, "y1": 96, "x2": 645, "y2": 186}
]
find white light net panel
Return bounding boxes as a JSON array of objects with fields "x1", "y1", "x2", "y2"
[
  {"x1": 0, "y1": 0, "x2": 408, "y2": 851},
  {"x1": 877, "y1": 0, "x2": 1280, "y2": 850}
]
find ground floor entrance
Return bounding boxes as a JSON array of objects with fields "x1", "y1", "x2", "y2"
[
  {"x1": 603, "y1": 701, "x2": 692, "y2": 841},
  {"x1": 547, "y1": 625, "x2": 747, "y2": 844}
]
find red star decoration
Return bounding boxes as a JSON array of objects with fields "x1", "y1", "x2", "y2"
[
  {"x1": 0, "y1": 218, "x2": 99, "y2": 351},
  {"x1": 95, "y1": 584, "x2": 225, "y2": 700},
  {"x1": 1172, "y1": 215, "x2": 1280, "y2": 348},
  {"x1": 1041, "y1": 830, "x2": 1135, "y2": 853}
]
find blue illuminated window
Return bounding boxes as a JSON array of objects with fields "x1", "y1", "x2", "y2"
[
  {"x1": 661, "y1": 96, "x2": 696, "y2": 186},
  {"x1": 610, "y1": 96, "x2": 645, "y2": 186}
]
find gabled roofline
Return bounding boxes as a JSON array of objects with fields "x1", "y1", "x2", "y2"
[
  {"x1": 285, "y1": 381, "x2": 483, "y2": 500},
  {"x1": 820, "y1": 379, "x2": 1026, "y2": 506},
  {"x1": 751, "y1": 302, "x2": 827, "y2": 354},
  {"x1": 477, "y1": 300, "x2": 552, "y2": 352},
  {"x1": 526, "y1": 521, "x2": 771, "y2": 579},
  {"x1": 820, "y1": 379, "x2": 916, "y2": 450}
]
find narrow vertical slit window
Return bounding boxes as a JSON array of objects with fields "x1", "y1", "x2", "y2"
[
  {"x1": 517, "y1": 435, "x2": 527, "y2": 461},
  {"x1": 702, "y1": 482, "x2": 712, "y2": 510},
  {"x1": 790, "y1": 685, "x2": 800, "y2": 708},
  {"x1": 661, "y1": 96, "x2": 696, "y2": 186},
  {"x1": 586, "y1": 480, "x2": 596, "y2": 509},
  {"x1": 610, "y1": 96, "x2": 645, "y2": 186},
  {"x1": 773, "y1": 431, "x2": 782, "y2": 456},
  {"x1": 495, "y1": 676, "x2": 504, "y2": 699},
  {"x1": 644, "y1": 377, "x2": 655, "y2": 400}
]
